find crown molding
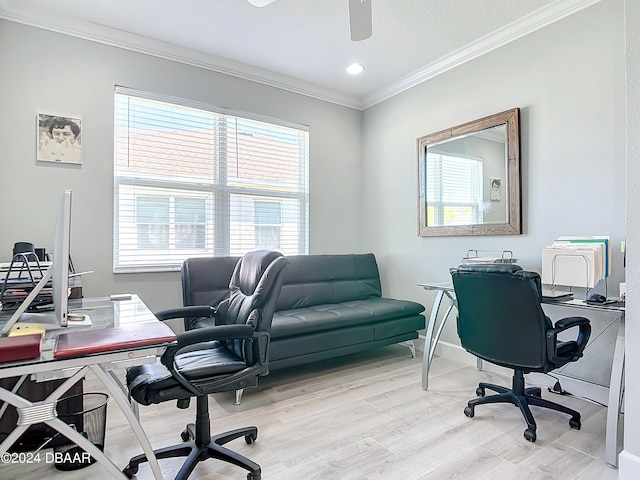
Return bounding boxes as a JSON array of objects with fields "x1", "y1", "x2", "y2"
[
  {"x1": 0, "y1": 7, "x2": 362, "y2": 110},
  {"x1": 1, "y1": 0, "x2": 603, "y2": 111},
  {"x1": 361, "y1": 0, "x2": 604, "y2": 109}
]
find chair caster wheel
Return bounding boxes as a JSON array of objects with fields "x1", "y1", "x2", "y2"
[
  {"x1": 524, "y1": 428, "x2": 537, "y2": 442},
  {"x1": 464, "y1": 406, "x2": 475, "y2": 418},
  {"x1": 475, "y1": 387, "x2": 485, "y2": 397},
  {"x1": 181, "y1": 429, "x2": 191, "y2": 442},
  {"x1": 123, "y1": 464, "x2": 138, "y2": 479},
  {"x1": 247, "y1": 472, "x2": 261, "y2": 480},
  {"x1": 569, "y1": 417, "x2": 581, "y2": 430},
  {"x1": 245, "y1": 433, "x2": 257, "y2": 444}
]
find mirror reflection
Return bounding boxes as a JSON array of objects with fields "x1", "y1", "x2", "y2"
[
  {"x1": 417, "y1": 108, "x2": 521, "y2": 236},
  {"x1": 425, "y1": 124, "x2": 507, "y2": 226}
]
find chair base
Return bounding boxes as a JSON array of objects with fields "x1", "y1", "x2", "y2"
[
  {"x1": 123, "y1": 424, "x2": 261, "y2": 480},
  {"x1": 463, "y1": 370, "x2": 581, "y2": 443}
]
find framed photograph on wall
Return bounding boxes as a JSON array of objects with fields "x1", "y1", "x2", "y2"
[
  {"x1": 37, "y1": 113, "x2": 82, "y2": 164},
  {"x1": 490, "y1": 177, "x2": 501, "y2": 201}
]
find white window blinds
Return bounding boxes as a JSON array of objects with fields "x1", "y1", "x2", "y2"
[
  {"x1": 426, "y1": 152, "x2": 483, "y2": 226},
  {"x1": 114, "y1": 87, "x2": 309, "y2": 272}
]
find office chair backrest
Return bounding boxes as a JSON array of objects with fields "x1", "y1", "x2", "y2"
[
  {"x1": 451, "y1": 263, "x2": 553, "y2": 371},
  {"x1": 182, "y1": 256, "x2": 240, "y2": 306},
  {"x1": 181, "y1": 256, "x2": 240, "y2": 330},
  {"x1": 223, "y1": 250, "x2": 288, "y2": 364}
]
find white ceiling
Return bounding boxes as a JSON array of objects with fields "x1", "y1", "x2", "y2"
[{"x1": 0, "y1": 0, "x2": 602, "y2": 109}]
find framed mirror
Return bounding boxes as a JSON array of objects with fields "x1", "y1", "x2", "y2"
[{"x1": 417, "y1": 108, "x2": 521, "y2": 236}]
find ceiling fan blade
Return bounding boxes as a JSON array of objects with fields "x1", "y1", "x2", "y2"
[
  {"x1": 248, "y1": 0, "x2": 278, "y2": 7},
  {"x1": 348, "y1": 0, "x2": 372, "y2": 41}
]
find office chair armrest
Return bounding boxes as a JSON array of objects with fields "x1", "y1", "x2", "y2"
[
  {"x1": 252, "y1": 330, "x2": 270, "y2": 366},
  {"x1": 158, "y1": 324, "x2": 255, "y2": 397},
  {"x1": 546, "y1": 316, "x2": 591, "y2": 363},
  {"x1": 161, "y1": 324, "x2": 254, "y2": 367},
  {"x1": 155, "y1": 305, "x2": 217, "y2": 322},
  {"x1": 554, "y1": 316, "x2": 590, "y2": 331},
  {"x1": 167, "y1": 324, "x2": 254, "y2": 354}
]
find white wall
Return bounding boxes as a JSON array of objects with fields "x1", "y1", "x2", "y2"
[
  {"x1": 620, "y1": 0, "x2": 640, "y2": 476},
  {"x1": 0, "y1": 20, "x2": 363, "y2": 312},
  {"x1": 361, "y1": 0, "x2": 626, "y2": 347}
]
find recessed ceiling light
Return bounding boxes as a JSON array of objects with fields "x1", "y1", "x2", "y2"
[
  {"x1": 248, "y1": 0, "x2": 277, "y2": 6},
  {"x1": 346, "y1": 63, "x2": 365, "y2": 75}
]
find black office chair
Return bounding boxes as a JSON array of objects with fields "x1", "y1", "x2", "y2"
[
  {"x1": 123, "y1": 250, "x2": 288, "y2": 480},
  {"x1": 450, "y1": 263, "x2": 591, "y2": 442}
]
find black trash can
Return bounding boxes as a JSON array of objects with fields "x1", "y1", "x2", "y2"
[{"x1": 52, "y1": 393, "x2": 108, "y2": 471}]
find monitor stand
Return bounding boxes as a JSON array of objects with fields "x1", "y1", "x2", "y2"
[{"x1": 8, "y1": 312, "x2": 92, "y2": 336}]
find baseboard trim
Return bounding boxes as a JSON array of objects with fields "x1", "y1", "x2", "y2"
[
  {"x1": 619, "y1": 450, "x2": 640, "y2": 479},
  {"x1": 434, "y1": 341, "x2": 476, "y2": 365},
  {"x1": 434, "y1": 341, "x2": 511, "y2": 377}
]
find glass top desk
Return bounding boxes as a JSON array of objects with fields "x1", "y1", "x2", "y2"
[
  {"x1": 418, "y1": 282, "x2": 625, "y2": 468},
  {"x1": 543, "y1": 298, "x2": 624, "y2": 468},
  {"x1": 0, "y1": 295, "x2": 177, "y2": 479}
]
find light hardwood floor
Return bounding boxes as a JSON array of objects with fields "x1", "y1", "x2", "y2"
[{"x1": 1, "y1": 345, "x2": 621, "y2": 479}]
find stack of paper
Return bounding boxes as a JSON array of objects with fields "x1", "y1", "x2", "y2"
[
  {"x1": 541, "y1": 236, "x2": 610, "y2": 289},
  {"x1": 555, "y1": 236, "x2": 612, "y2": 277}
]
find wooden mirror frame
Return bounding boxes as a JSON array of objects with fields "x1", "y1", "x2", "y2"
[{"x1": 417, "y1": 108, "x2": 521, "y2": 237}]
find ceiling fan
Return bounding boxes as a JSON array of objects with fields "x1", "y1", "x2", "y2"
[{"x1": 248, "y1": 0, "x2": 372, "y2": 41}]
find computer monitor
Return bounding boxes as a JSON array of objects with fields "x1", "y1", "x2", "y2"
[
  {"x1": 52, "y1": 189, "x2": 72, "y2": 327},
  {"x1": 1, "y1": 190, "x2": 73, "y2": 335}
]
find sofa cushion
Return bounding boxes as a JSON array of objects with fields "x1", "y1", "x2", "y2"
[
  {"x1": 270, "y1": 316, "x2": 425, "y2": 365},
  {"x1": 271, "y1": 297, "x2": 425, "y2": 338},
  {"x1": 372, "y1": 315, "x2": 425, "y2": 341},
  {"x1": 276, "y1": 254, "x2": 382, "y2": 310},
  {"x1": 271, "y1": 325, "x2": 375, "y2": 360}
]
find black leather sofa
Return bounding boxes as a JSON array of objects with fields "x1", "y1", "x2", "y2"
[{"x1": 181, "y1": 253, "x2": 426, "y2": 369}]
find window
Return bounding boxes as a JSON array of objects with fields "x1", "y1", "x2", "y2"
[
  {"x1": 426, "y1": 152, "x2": 483, "y2": 226},
  {"x1": 114, "y1": 87, "x2": 309, "y2": 272},
  {"x1": 254, "y1": 200, "x2": 282, "y2": 250}
]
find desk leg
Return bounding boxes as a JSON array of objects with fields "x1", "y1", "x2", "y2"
[
  {"x1": 0, "y1": 367, "x2": 87, "y2": 454},
  {"x1": 90, "y1": 365, "x2": 163, "y2": 480},
  {"x1": 46, "y1": 417, "x2": 127, "y2": 479},
  {"x1": 422, "y1": 291, "x2": 456, "y2": 390},
  {"x1": 0, "y1": 368, "x2": 127, "y2": 479},
  {"x1": 430, "y1": 302, "x2": 454, "y2": 364},
  {"x1": 0, "y1": 388, "x2": 33, "y2": 454},
  {"x1": 606, "y1": 316, "x2": 625, "y2": 468},
  {"x1": 108, "y1": 370, "x2": 140, "y2": 421},
  {"x1": 0, "y1": 375, "x2": 27, "y2": 424},
  {"x1": 422, "y1": 290, "x2": 443, "y2": 390}
]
